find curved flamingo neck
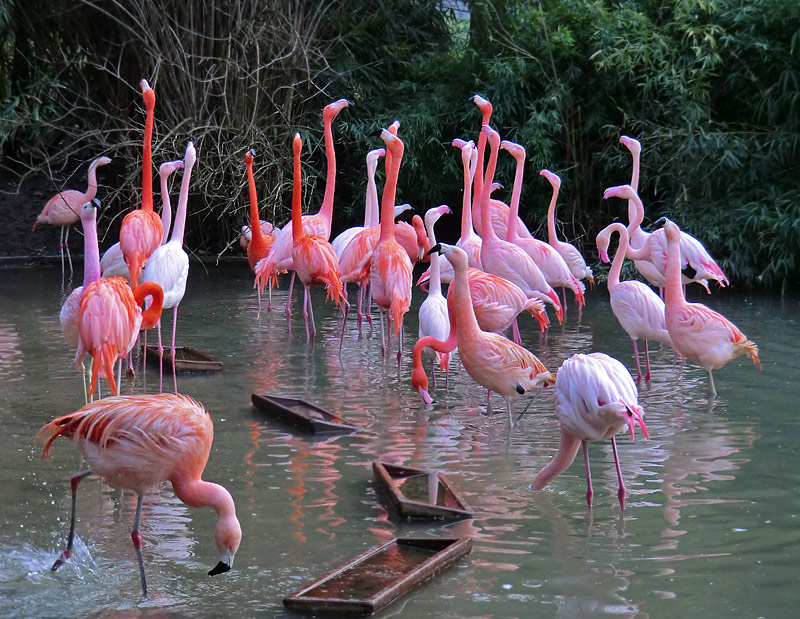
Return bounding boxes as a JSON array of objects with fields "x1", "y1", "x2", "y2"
[
  {"x1": 545, "y1": 180, "x2": 560, "y2": 245},
  {"x1": 142, "y1": 88, "x2": 155, "y2": 213},
  {"x1": 134, "y1": 281, "x2": 164, "y2": 330},
  {"x1": 425, "y1": 217, "x2": 443, "y2": 295},
  {"x1": 460, "y1": 148, "x2": 476, "y2": 240},
  {"x1": 384, "y1": 121, "x2": 400, "y2": 185},
  {"x1": 159, "y1": 169, "x2": 175, "y2": 245},
  {"x1": 364, "y1": 149, "x2": 384, "y2": 228},
  {"x1": 379, "y1": 134, "x2": 403, "y2": 242},
  {"x1": 171, "y1": 147, "x2": 195, "y2": 247},
  {"x1": 531, "y1": 429, "x2": 581, "y2": 490},
  {"x1": 82, "y1": 210, "x2": 101, "y2": 287},
  {"x1": 85, "y1": 160, "x2": 102, "y2": 202},
  {"x1": 473, "y1": 103, "x2": 492, "y2": 202},
  {"x1": 245, "y1": 154, "x2": 264, "y2": 246},
  {"x1": 605, "y1": 222, "x2": 629, "y2": 290},
  {"x1": 317, "y1": 107, "x2": 342, "y2": 228},
  {"x1": 506, "y1": 151, "x2": 525, "y2": 242},
  {"x1": 479, "y1": 128, "x2": 500, "y2": 242},
  {"x1": 664, "y1": 226, "x2": 686, "y2": 308},
  {"x1": 292, "y1": 135, "x2": 303, "y2": 242},
  {"x1": 626, "y1": 188, "x2": 645, "y2": 237},
  {"x1": 627, "y1": 148, "x2": 641, "y2": 227}
]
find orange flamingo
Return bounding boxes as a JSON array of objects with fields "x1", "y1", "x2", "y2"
[
  {"x1": 532, "y1": 352, "x2": 649, "y2": 509},
  {"x1": 119, "y1": 79, "x2": 163, "y2": 288},
  {"x1": 412, "y1": 243, "x2": 554, "y2": 423},
  {"x1": 258, "y1": 133, "x2": 344, "y2": 338},
  {"x1": 370, "y1": 128, "x2": 413, "y2": 357},
  {"x1": 660, "y1": 217, "x2": 760, "y2": 396},
  {"x1": 76, "y1": 277, "x2": 163, "y2": 398},
  {"x1": 543, "y1": 169, "x2": 594, "y2": 290},
  {"x1": 596, "y1": 222, "x2": 672, "y2": 382},
  {"x1": 39, "y1": 393, "x2": 242, "y2": 599},
  {"x1": 240, "y1": 220, "x2": 274, "y2": 252},
  {"x1": 34, "y1": 155, "x2": 111, "y2": 277},
  {"x1": 244, "y1": 149, "x2": 275, "y2": 317}
]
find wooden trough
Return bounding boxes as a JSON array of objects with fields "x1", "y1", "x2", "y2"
[
  {"x1": 251, "y1": 394, "x2": 359, "y2": 435},
  {"x1": 283, "y1": 537, "x2": 472, "y2": 615},
  {"x1": 372, "y1": 461, "x2": 474, "y2": 521},
  {"x1": 141, "y1": 345, "x2": 223, "y2": 372}
]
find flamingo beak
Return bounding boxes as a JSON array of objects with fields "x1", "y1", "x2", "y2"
[
  {"x1": 624, "y1": 401, "x2": 649, "y2": 440},
  {"x1": 427, "y1": 243, "x2": 442, "y2": 256},
  {"x1": 599, "y1": 248, "x2": 610, "y2": 263}
]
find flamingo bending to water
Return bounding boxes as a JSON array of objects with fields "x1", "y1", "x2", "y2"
[
  {"x1": 39, "y1": 393, "x2": 242, "y2": 599},
  {"x1": 532, "y1": 352, "x2": 649, "y2": 509},
  {"x1": 34, "y1": 155, "x2": 111, "y2": 277}
]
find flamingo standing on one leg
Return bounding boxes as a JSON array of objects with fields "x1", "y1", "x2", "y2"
[
  {"x1": 418, "y1": 205, "x2": 452, "y2": 386},
  {"x1": 39, "y1": 393, "x2": 242, "y2": 599},
  {"x1": 532, "y1": 352, "x2": 649, "y2": 509},
  {"x1": 596, "y1": 222, "x2": 672, "y2": 382},
  {"x1": 541, "y1": 169, "x2": 594, "y2": 293},
  {"x1": 412, "y1": 244, "x2": 554, "y2": 423},
  {"x1": 34, "y1": 155, "x2": 111, "y2": 278},
  {"x1": 370, "y1": 129, "x2": 413, "y2": 359},
  {"x1": 244, "y1": 149, "x2": 275, "y2": 317},
  {"x1": 660, "y1": 217, "x2": 760, "y2": 396},
  {"x1": 257, "y1": 134, "x2": 344, "y2": 338},
  {"x1": 120, "y1": 79, "x2": 163, "y2": 288},
  {"x1": 142, "y1": 142, "x2": 196, "y2": 392}
]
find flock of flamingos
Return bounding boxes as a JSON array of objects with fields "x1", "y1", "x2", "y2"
[{"x1": 31, "y1": 79, "x2": 761, "y2": 599}]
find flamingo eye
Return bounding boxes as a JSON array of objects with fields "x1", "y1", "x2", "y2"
[{"x1": 597, "y1": 399, "x2": 605, "y2": 407}]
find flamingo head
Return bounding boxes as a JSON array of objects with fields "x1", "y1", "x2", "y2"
[
  {"x1": 433, "y1": 242, "x2": 469, "y2": 272},
  {"x1": 380, "y1": 128, "x2": 404, "y2": 159},
  {"x1": 244, "y1": 149, "x2": 255, "y2": 166},
  {"x1": 183, "y1": 141, "x2": 197, "y2": 169},
  {"x1": 416, "y1": 269, "x2": 430, "y2": 291},
  {"x1": 323, "y1": 98, "x2": 351, "y2": 121},
  {"x1": 539, "y1": 169, "x2": 561, "y2": 191},
  {"x1": 623, "y1": 401, "x2": 649, "y2": 440},
  {"x1": 451, "y1": 138, "x2": 468, "y2": 149},
  {"x1": 79, "y1": 199, "x2": 98, "y2": 224},
  {"x1": 388, "y1": 120, "x2": 400, "y2": 136},
  {"x1": 393, "y1": 203, "x2": 413, "y2": 220},
  {"x1": 458, "y1": 140, "x2": 474, "y2": 166},
  {"x1": 293, "y1": 132, "x2": 302, "y2": 156},
  {"x1": 424, "y1": 204, "x2": 451, "y2": 230},
  {"x1": 411, "y1": 214, "x2": 429, "y2": 260},
  {"x1": 160, "y1": 159, "x2": 184, "y2": 178},
  {"x1": 603, "y1": 184, "x2": 636, "y2": 202},
  {"x1": 481, "y1": 124, "x2": 500, "y2": 148},
  {"x1": 209, "y1": 509, "x2": 242, "y2": 577},
  {"x1": 500, "y1": 140, "x2": 525, "y2": 161},
  {"x1": 92, "y1": 156, "x2": 112, "y2": 170},
  {"x1": 658, "y1": 217, "x2": 681, "y2": 243},
  {"x1": 619, "y1": 135, "x2": 641, "y2": 157},
  {"x1": 366, "y1": 148, "x2": 385, "y2": 171},
  {"x1": 471, "y1": 94, "x2": 493, "y2": 120},
  {"x1": 140, "y1": 79, "x2": 155, "y2": 108}
]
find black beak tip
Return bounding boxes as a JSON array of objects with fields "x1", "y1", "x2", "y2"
[
  {"x1": 208, "y1": 561, "x2": 231, "y2": 576},
  {"x1": 515, "y1": 384, "x2": 525, "y2": 395},
  {"x1": 427, "y1": 243, "x2": 442, "y2": 256}
]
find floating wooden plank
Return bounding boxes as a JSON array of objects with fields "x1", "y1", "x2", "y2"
[
  {"x1": 283, "y1": 537, "x2": 472, "y2": 614},
  {"x1": 251, "y1": 394, "x2": 359, "y2": 435},
  {"x1": 372, "y1": 461, "x2": 474, "y2": 521},
  {"x1": 141, "y1": 345, "x2": 223, "y2": 372}
]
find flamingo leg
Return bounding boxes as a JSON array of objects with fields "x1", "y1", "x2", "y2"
[
  {"x1": 708, "y1": 370, "x2": 717, "y2": 397},
  {"x1": 611, "y1": 436, "x2": 626, "y2": 509},
  {"x1": 157, "y1": 319, "x2": 164, "y2": 393},
  {"x1": 356, "y1": 283, "x2": 364, "y2": 335},
  {"x1": 171, "y1": 305, "x2": 179, "y2": 394},
  {"x1": 396, "y1": 322, "x2": 403, "y2": 368},
  {"x1": 583, "y1": 440, "x2": 593, "y2": 508},
  {"x1": 632, "y1": 339, "x2": 643, "y2": 382},
  {"x1": 307, "y1": 287, "x2": 317, "y2": 338},
  {"x1": 506, "y1": 400, "x2": 513, "y2": 426},
  {"x1": 429, "y1": 358, "x2": 436, "y2": 389},
  {"x1": 285, "y1": 272, "x2": 296, "y2": 321},
  {"x1": 51, "y1": 470, "x2": 92, "y2": 571},
  {"x1": 339, "y1": 292, "x2": 349, "y2": 354},
  {"x1": 64, "y1": 225, "x2": 73, "y2": 277},
  {"x1": 365, "y1": 285, "x2": 374, "y2": 329},
  {"x1": 379, "y1": 310, "x2": 386, "y2": 357},
  {"x1": 256, "y1": 286, "x2": 262, "y2": 318},
  {"x1": 131, "y1": 494, "x2": 148, "y2": 599},
  {"x1": 59, "y1": 226, "x2": 66, "y2": 280},
  {"x1": 644, "y1": 340, "x2": 651, "y2": 381}
]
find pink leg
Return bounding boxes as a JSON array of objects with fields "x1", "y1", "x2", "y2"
[
  {"x1": 611, "y1": 437, "x2": 626, "y2": 509},
  {"x1": 356, "y1": 284, "x2": 364, "y2": 336},
  {"x1": 307, "y1": 287, "x2": 317, "y2": 339},
  {"x1": 256, "y1": 286, "x2": 262, "y2": 318},
  {"x1": 583, "y1": 440, "x2": 593, "y2": 507},
  {"x1": 632, "y1": 339, "x2": 642, "y2": 383},
  {"x1": 51, "y1": 470, "x2": 91, "y2": 571},
  {"x1": 131, "y1": 494, "x2": 148, "y2": 599},
  {"x1": 171, "y1": 305, "x2": 179, "y2": 394},
  {"x1": 644, "y1": 341, "x2": 651, "y2": 381},
  {"x1": 285, "y1": 271, "x2": 296, "y2": 322},
  {"x1": 157, "y1": 319, "x2": 164, "y2": 393}
]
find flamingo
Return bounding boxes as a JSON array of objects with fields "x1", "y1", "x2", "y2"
[
  {"x1": 500, "y1": 141, "x2": 585, "y2": 311},
  {"x1": 142, "y1": 141, "x2": 196, "y2": 392},
  {"x1": 412, "y1": 243, "x2": 554, "y2": 424},
  {"x1": 239, "y1": 220, "x2": 275, "y2": 252},
  {"x1": 119, "y1": 79, "x2": 163, "y2": 288},
  {"x1": 39, "y1": 393, "x2": 242, "y2": 599},
  {"x1": 243, "y1": 149, "x2": 275, "y2": 317},
  {"x1": 596, "y1": 222, "x2": 672, "y2": 382},
  {"x1": 101, "y1": 159, "x2": 183, "y2": 283},
  {"x1": 260, "y1": 99, "x2": 349, "y2": 317},
  {"x1": 257, "y1": 133, "x2": 344, "y2": 338},
  {"x1": 660, "y1": 217, "x2": 760, "y2": 396},
  {"x1": 76, "y1": 276, "x2": 163, "y2": 398},
  {"x1": 370, "y1": 128, "x2": 413, "y2": 357},
  {"x1": 531, "y1": 352, "x2": 649, "y2": 509},
  {"x1": 478, "y1": 125, "x2": 563, "y2": 323},
  {"x1": 542, "y1": 169, "x2": 594, "y2": 291},
  {"x1": 417, "y1": 204, "x2": 452, "y2": 384},
  {"x1": 34, "y1": 155, "x2": 111, "y2": 278}
]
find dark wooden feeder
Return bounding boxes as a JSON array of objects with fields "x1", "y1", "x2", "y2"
[
  {"x1": 283, "y1": 537, "x2": 472, "y2": 615},
  {"x1": 141, "y1": 345, "x2": 223, "y2": 372},
  {"x1": 372, "y1": 461, "x2": 474, "y2": 521},
  {"x1": 250, "y1": 394, "x2": 359, "y2": 435}
]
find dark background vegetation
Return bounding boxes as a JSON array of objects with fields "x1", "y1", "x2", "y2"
[{"x1": 2, "y1": 0, "x2": 798, "y2": 291}]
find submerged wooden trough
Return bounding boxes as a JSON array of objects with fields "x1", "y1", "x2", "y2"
[
  {"x1": 251, "y1": 394, "x2": 360, "y2": 435},
  {"x1": 372, "y1": 461, "x2": 474, "y2": 520},
  {"x1": 141, "y1": 345, "x2": 223, "y2": 372},
  {"x1": 283, "y1": 537, "x2": 472, "y2": 614}
]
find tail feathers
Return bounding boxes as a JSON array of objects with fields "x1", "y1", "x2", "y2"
[
  {"x1": 38, "y1": 411, "x2": 84, "y2": 460},
  {"x1": 571, "y1": 275, "x2": 585, "y2": 308},
  {"x1": 735, "y1": 338, "x2": 761, "y2": 370},
  {"x1": 88, "y1": 345, "x2": 120, "y2": 398},
  {"x1": 254, "y1": 260, "x2": 277, "y2": 293},
  {"x1": 323, "y1": 273, "x2": 345, "y2": 306},
  {"x1": 390, "y1": 300, "x2": 407, "y2": 336}
]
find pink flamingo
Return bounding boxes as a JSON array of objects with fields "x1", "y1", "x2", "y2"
[
  {"x1": 500, "y1": 141, "x2": 584, "y2": 310},
  {"x1": 76, "y1": 276, "x2": 163, "y2": 398},
  {"x1": 542, "y1": 169, "x2": 595, "y2": 291},
  {"x1": 261, "y1": 99, "x2": 349, "y2": 316},
  {"x1": 411, "y1": 243, "x2": 554, "y2": 424},
  {"x1": 478, "y1": 125, "x2": 563, "y2": 323},
  {"x1": 142, "y1": 142, "x2": 196, "y2": 392},
  {"x1": 532, "y1": 352, "x2": 649, "y2": 509},
  {"x1": 596, "y1": 222, "x2": 672, "y2": 382},
  {"x1": 370, "y1": 128, "x2": 413, "y2": 357},
  {"x1": 417, "y1": 205, "x2": 452, "y2": 384},
  {"x1": 660, "y1": 217, "x2": 760, "y2": 396},
  {"x1": 258, "y1": 133, "x2": 344, "y2": 338},
  {"x1": 101, "y1": 159, "x2": 183, "y2": 283},
  {"x1": 39, "y1": 393, "x2": 242, "y2": 599},
  {"x1": 240, "y1": 220, "x2": 275, "y2": 252},
  {"x1": 119, "y1": 79, "x2": 163, "y2": 288},
  {"x1": 244, "y1": 149, "x2": 275, "y2": 317},
  {"x1": 34, "y1": 155, "x2": 111, "y2": 277}
]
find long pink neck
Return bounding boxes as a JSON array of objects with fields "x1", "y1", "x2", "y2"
[
  {"x1": 626, "y1": 188, "x2": 645, "y2": 240},
  {"x1": 85, "y1": 160, "x2": 101, "y2": 202},
  {"x1": 379, "y1": 139, "x2": 403, "y2": 242},
  {"x1": 246, "y1": 158, "x2": 263, "y2": 244},
  {"x1": 171, "y1": 156, "x2": 194, "y2": 246},
  {"x1": 142, "y1": 95, "x2": 155, "y2": 213},
  {"x1": 628, "y1": 149, "x2": 640, "y2": 225},
  {"x1": 171, "y1": 477, "x2": 237, "y2": 521},
  {"x1": 159, "y1": 171, "x2": 174, "y2": 245},
  {"x1": 479, "y1": 129, "x2": 500, "y2": 242},
  {"x1": 426, "y1": 218, "x2": 442, "y2": 295},
  {"x1": 605, "y1": 222, "x2": 628, "y2": 291},
  {"x1": 460, "y1": 150, "x2": 475, "y2": 240},
  {"x1": 292, "y1": 138, "x2": 303, "y2": 242},
  {"x1": 664, "y1": 227, "x2": 686, "y2": 308},
  {"x1": 545, "y1": 181, "x2": 560, "y2": 245},
  {"x1": 450, "y1": 253, "x2": 481, "y2": 337},
  {"x1": 473, "y1": 106, "x2": 492, "y2": 203},
  {"x1": 531, "y1": 429, "x2": 581, "y2": 490},
  {"x1": 505, "y1": 152, "x2": 525, "y2": 242},
  {"x1": 317, "y1": 110, "x2": 339, "y2": 231},
  {"x1": 82, "y1": 211, "x2": 100, "y2": 287},
  {"x1": 363, "y1": 150, "x2": 383, "y2": 228}
]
